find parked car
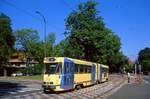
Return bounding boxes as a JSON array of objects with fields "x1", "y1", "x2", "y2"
[{"x1": 12, "y1": 72, "x2": 23, "y2": 77}]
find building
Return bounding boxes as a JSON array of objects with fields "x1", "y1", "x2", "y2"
[{"x1": 0, "y1": 52, "x2": 38, "y2": 76}]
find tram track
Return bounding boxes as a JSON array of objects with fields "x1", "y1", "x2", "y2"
[
  {"x1": 1, "y1": 75, "x2": 126, "y2": 99},
  {"x1": 97, "y1": 78, "x2": 126, "y2": 99},
  {"x1": 59, "y1": 75, "x2": 126, "y2": 99}
]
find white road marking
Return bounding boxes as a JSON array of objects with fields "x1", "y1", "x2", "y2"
[{"x1": 143, "y1": 79, "x2": 150, "y2": 84}]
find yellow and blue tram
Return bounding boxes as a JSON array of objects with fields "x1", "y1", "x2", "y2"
[{"x1": 42, "y1": 57, "x2": 109, "y2": 92}]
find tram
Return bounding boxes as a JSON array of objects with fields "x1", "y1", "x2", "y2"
[{"x1": 42, "y1": 57, "x2": 109, "y2": 92}]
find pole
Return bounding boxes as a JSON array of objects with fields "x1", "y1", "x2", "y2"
[
  {"x1": 139, "y1": 64, "x2": 142, "y2": 81},
  {"x1": 36, "y1": 11, "x2": 46, "y2": 57},
  {"x1": 36, "y1": 11, "x2": 46, "y2": 73},
  {"x1": 135, "y1": 64, "x2": 137, "y2": 75},
  {"x1": 139, "y1": 64, "x2": 141, "y2": 74},
  {"x1": 134, "y1": 64, "x2": 137, "y2": 83}
]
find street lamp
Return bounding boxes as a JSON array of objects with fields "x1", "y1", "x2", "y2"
[
  {"x1": 36, "y1": 11, "x2": 46, "y2": 74},
  {"x1": 35, "y1": 11, "x2": 46, "y2": 57}
]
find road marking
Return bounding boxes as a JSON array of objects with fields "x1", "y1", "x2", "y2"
[{"x1": 143, "y1": 80, "x2": 150, "y2": 84}]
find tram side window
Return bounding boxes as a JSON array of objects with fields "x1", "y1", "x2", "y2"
[
  {"x1": 84, "y1": 66, "x2": 88, "y2": 73},
  {"x1": 87, "y1": 66, "x2": 92, "y2": 73},
  {"x1": 102, "y1": 68, "x2": 108, "y2": 77},
  {"x1": 74, "y1": 64, "x2": 79, "y2": 73},
  {"x1": 80, "y1": 65, "x2": 84, "y2": 73},
  {"x1": 74, "y1": 64, "x2": 92, "y2": 74}
]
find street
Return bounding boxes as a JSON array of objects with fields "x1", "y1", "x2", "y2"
[
  {"x1": 1, "y1": 75, "x2": 150, "y2": 99},
  {"x1": 0, "y1": 79, "x2": 42, "y2": 97},
  {"x1": 107, "y1": 75, "x2": 150, "y2": 99},
  {"x1": 0, "y1": 74, "x2": 125, "y2": 99}
]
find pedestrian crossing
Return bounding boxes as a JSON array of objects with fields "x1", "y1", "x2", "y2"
[{"x1": 0, "y1": 87, "x2": 42, "y2": 95}]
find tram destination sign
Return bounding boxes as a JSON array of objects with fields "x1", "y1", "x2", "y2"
[{"x1": 49, "y1": 57, "x2": 56, "y2": 61}]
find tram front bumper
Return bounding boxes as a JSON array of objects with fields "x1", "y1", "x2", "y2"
[{"x1": 42, "y1": 84, "x2": 56, "y2": 90}]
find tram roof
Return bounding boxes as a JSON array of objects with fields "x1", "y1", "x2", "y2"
[{"x1": 44, "y1": 57, "x2": 109, "y2": 68}]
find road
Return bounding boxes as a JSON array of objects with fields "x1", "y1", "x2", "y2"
[
  {"x1": 143, "y1": 75, "x2": 150, "y2": 83},
  {"x1": 0, "y1": 79, "x2": 42, "y2": 96},
  {"x1": 0, "y1": 74, "x2": 126, "y2": 99},
  {"x1": 107, "y1": 75, "x2": 150, "y2": 99}
]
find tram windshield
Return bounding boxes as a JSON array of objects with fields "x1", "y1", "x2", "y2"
[{"x1": 45, "y1": 63, "x2": 62, "y2": 74}]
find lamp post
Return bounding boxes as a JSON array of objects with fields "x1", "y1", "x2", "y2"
[
  {"x1": 36, "y1": 11, "x2": 46, "y2": 73},
  {"x1": 36, "y1": 11, "x2": 46, "y2": 57}
]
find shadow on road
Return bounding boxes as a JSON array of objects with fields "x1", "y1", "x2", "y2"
[{"x1": 0, "y1": 81, "x2": 27, "y2": 96}]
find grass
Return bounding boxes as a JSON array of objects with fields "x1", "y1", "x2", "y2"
[{"x1": 8, "y1": 75, "x2": 43, "y2": 81}]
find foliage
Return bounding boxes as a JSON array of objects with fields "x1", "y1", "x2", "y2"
[
  {"x1": 34, "y1": 32, "x2": 56, "y2": 63},
  {"x1": 45, "y1": 32, "x2": 56, "y2": 56},
  {"x1": 0, "y1": 1, "x2": 132, "y2": 73},
  {"x1": 0, "y1": 12, "x2": 15, "y2": 67},
  {"x1": 53, "y1": 39, "x2": 84, "y2": 59},
  {"x1": 138, "y1": 47, "x2": 150, "y2": 71},
  {"x1": 32, "y1": 64, "x2": 44, "y2": 75},
  {"x1": 53, "y1": 40, "x2": 66, "y2": 57},
  {"x1": 65, "y1": 1, "x2": 104, "y2": 61},
  {"x1": 107, "y1": 51, "x2": 129, "y2": 72},
  {"x1": 64, "y1": 1, "x2": 128, "y2": 72},
  {"x1": 14, "y1": 28, "x2": 39, "y2": 56},
  {"x1": 14, "y1": 29, "x2": 56, "y2": 74}
]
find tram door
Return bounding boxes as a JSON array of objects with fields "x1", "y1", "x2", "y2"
[
  {"x1": 61, "y1": 58, "x2": 74, "y2": 90},
  {"x1": 91, "y1": 64, "x2": 96, "y2": 83}
]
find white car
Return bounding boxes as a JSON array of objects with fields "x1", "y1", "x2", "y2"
[{"x1": 12, "y1": 72, "x2": 23, "y2": 77}]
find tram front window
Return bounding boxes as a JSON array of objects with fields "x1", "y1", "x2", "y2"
[{"x1": 45, "y1": 63, "x2": 62, "y2": 74}]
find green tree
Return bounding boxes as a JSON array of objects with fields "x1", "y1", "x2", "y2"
[
  {"x1": 0, "y1": 12, "x2": 15, "y2": 68},
  {"x1": 45, "y1": 32, "x2": 55, "y2": 57},
  {"x1": 54, "y1": 39, "x2": 84, "y2": 58},
  {"x1": 64, "y1": 1, "x2": 129, "y2": 72},
  {"x1": 14, "y1": 28, "x2": 42, "y2": 75},
  {"x1": 138, "y1": 47, "x2": 150, "y2": 72},
  {"x1": 65, "y1": 1, "x2": 120, "y2": 60},
  {"x1": 53, "y1": 40, "x2": 66, "y2": 57},
  {"x1": 14, "y1": 28, "x2": 39, "y2": 56},
  {"x1": 65, "y1": 1, "x2": 105, "y2": 61}
]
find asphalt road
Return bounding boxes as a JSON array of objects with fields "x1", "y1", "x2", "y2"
[
  {"x1": 143, "y1": 75, "x2": 150, "y2": 83},
  {"x1": 0, "y1": 74, "x2": 125, "y2": 99},
  {"x1": 0, "y1": 79, "x2": 42, "y2": 96},
  {"x1": 107, "y1": 75, "x2": 150, "y2": 99}
]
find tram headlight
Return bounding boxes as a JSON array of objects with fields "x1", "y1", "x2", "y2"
[
  {"x1": 43, "y1": 82, "x2": 46, "y2": 84},
  {"x1": 43, "y1": 82, "x2": 53, "y2": 85},
  {"x1": 49, "y1": 82, "x2": 53, "y2": 84}
]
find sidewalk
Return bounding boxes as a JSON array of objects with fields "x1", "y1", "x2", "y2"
[{"x1": 107, "y1": 76, "x2": 150, "y2": 99}]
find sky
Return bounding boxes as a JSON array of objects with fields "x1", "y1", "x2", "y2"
[{"x1": 0, "y1": 0, "x2": 150, "y2": 60}]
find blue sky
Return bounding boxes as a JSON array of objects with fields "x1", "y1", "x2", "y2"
[{"x1": 0, "y1": 0, "x2": 150, "y2": 60}]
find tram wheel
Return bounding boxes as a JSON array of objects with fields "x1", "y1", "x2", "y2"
[{"x1": 75, "y1": 85, "x2": 81, "y2": 90}]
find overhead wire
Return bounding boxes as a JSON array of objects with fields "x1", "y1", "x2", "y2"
[{"x1": 1, "y1": 0, "x2": 63, "y2": 37}]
